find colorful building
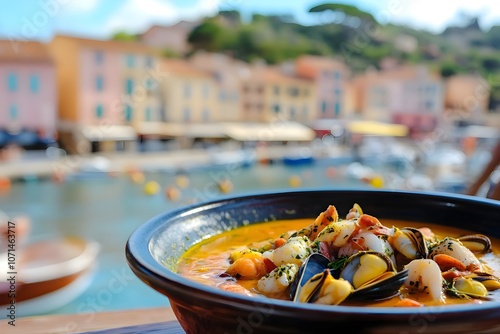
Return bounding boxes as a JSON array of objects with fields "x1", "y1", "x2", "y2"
[
  {"x1": 351, "y1": 65, "x2": 443, "y2": 137},
  {"x1": 189, "y1": 51, "x2": 246, "y2": 122},
  {"x1": 444, "y1": 74, "x2": 490, "y2": 124},
  {"x1": 0, "y1": 40, "x2": 57, "y2": 148},
  {"x1": 295, "y1": 55, "x2": 350, "y2": 120},
  {"x1": 240, "y1": 65, "x2": 317, "y2": 124},
  {"x1": 49, "y1": 35, "x2": 162, "y2": 153}
]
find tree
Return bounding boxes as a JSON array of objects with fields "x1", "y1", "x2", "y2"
[
  {"x1": 308, "y1": 3, "x2": 376, "y2": 25},
  {"x1": 187, "y1": 20, "x2": 224, "y2": 51},
  {"x1": 111, "y1": 31, "x2": 139, "y2": 42}
]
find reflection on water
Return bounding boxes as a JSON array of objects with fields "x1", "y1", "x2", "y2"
[{"x1": 1, "y1": 159, "x2": 369, "y2": 316}]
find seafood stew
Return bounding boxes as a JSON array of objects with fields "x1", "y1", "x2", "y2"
[{"x1": 177, "y1": 203, "x2": 500, "y2": 307}]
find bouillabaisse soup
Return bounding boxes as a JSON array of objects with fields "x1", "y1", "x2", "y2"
[{"x1": 177, "y1": 203, "x2": 500, "y2": 307}]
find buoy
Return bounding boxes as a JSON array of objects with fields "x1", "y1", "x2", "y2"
[
  {"x1": 165, "y1": 186, "x2": 181, "y2": 201},
  {"x1": 289, "y1": 175, "x2": 302, "y2": 188},
  {"x1": 0, "y1": 176, "x2": 11, "y2": 192},
  {"x1": 143, "y1": 181, "x2": 160, "y2": 195},
  {"x1": 217, "y1": 179, "x2": 233, "y2": 194},
  {"x1": 175, "y1": 175, "x2": 190, "y2": 189},
  {"x1": 326, "y1": 166, "x2": 337, "y2": 178},
  {"x1": 52, "y1": 171, "x2": 66, "y2": 184},
  {"x1": 130, "y1": 171, "x2": 145, "y2": 184},
  {"x1": 369, "y1": 175, "x2": 384, "y2": 189}
]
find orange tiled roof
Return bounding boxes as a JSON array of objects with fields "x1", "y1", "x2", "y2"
[
  {"x1": 52, "y1": 34, "x2": 161, "y2": 55},
  {"x1": 247, "y1": 66, "x2": 314, "y2": 85},
  {"x1": 0, "y1": 40, "x2": 53, "y2": 63}
]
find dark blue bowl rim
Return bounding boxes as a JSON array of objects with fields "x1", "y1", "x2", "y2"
[{"x1": 126, "y1": 188, "x2": 500, "y2": 316}]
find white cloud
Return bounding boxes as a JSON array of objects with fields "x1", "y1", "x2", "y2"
[
  {"x1": 375, "y1": 0, "x2": 500, "y2": 33},
  {"x1": 103, "y1": 0, "x2": 222, "y2": 35}
]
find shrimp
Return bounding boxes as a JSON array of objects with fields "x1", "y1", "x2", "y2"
[
  {"x1": 226, "y1": 251, "x2": 268, "y2": 279},
  {"x1": 293, "y1": 205, "x2": 338, "y2": 240},
  {"x1": 357, "y1": 214, "x2": 394, "y2": 236},
  {"x1": 429, "y1": 237, "x2": 483, "y2": 271},
  {"x1": 315, "y1": 219, "x2": 358, "y2": 248},
  {"x1": 338, "y1": 231, "x2": 395, "y2": 264},
  {"x1": 404, "y1": 259, "x2": 444, "y2": 302},
  {"x1": 272, "y1": 236, "x2": 311, "y2": 266},
  {"x1": 257, "y1": 264, "x2": 298, "y2": 295}
]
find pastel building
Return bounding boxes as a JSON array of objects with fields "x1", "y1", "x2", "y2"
[
  {"x1": 0, "y1": 40, "x2": 57, "y2": 148},
  {"x1": 295, "y1": 55, "x2": 351, "y2": 119},
  {"x1": 49, "y1": 35, "x2": 162, "y2": 153},
  {"x1": 189, "y1": 51, "x2": 246, "y2": 122},
  {"x1": 351, "y1": 65, "x2": 443, "y2": 137},
  {"x1": 240, "y1": 65, "x2": 317, "y2": 124},
  {"x1": 444, "y1": 74, "x2": 490, "y2": 123}
]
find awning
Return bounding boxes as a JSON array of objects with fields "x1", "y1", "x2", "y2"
[
  {"x1": 346, "y1": 121, "x2": 409, "y2": 137},
  {"x1": 138, "y1": 122, "x2": 227, "y2": 138},
  {"x1": 137, "y1": 122, "x2": 185, "y2": 137},
  {"x1": 224, "y1": 121, "x2": 316, "y2": 142},
  {"x1": 81, "y1": 125, "x2": 137, "y2": 141}
]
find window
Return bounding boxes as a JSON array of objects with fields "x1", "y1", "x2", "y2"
[
  {"x1": 321, "y1": 101, "x2": 327, "y2": 114},
  {"x1": 335, "y1": 102, "x2": 340, "y2": 116},
  {"x1": 290, "y1": 106, "x2": 296, "y2": 118},
  {"x1": 145, "y1": 78, "x2": 154, "y2": 91},
  {"x1": 125, "y1": 54, "x2": 135, "y2": 68},
  {"x1": 303, "y1": 106, "x2": 309, "y2": 117},
  {"x1": 202, "y1": 83, "x2": 209, "y2": 99},
  {"x1": 30, "y1": 75, "x2": 40, "y2": 93},
  {"x1": 145, "y1": 106, "x2": 151, "y2": 121},
  {"x1": 334, "y1": 88, "x2": 342, "y2": 96},
  {"x1": 183, "y1": 108, "x2": 191, "y2": 122},
  {"x1": 124, "y1": 105, "x2": 133, "y2": 121},
  {"x1": 96, "y1": 75, "x2": 104, "y2": 92},
  {"x1": 202, "y1": 108, "x2": 210, "y2": 121},
  {"x1": 272, "y1": 104, "x2": 280, "y2": 114},
  {"x1": 183, "y1": 83, "x2": 191, "y2": 98},
  {"x1": 288, "y1": 86, "x2": 299, "y2": 97},
  {"x1": 125, "y1": 79, "x2": 134, "y2": 95},
  {"x1": 7, "y1": 73, "x2": 17, "y2": 92},
  {"x1": 273, "y1": 85, "x2": 280, "y2": 96},
  {"x1": 9, "y1": 105, "x2": 18, "y2": 120},
  {"x1": 95, "y1": 51, "x2": 104, "y2": 65},
  {"x1": 96, "y1": 104, "x2": 104, "y2": 118},
  {"x1": 334, "y1": 71, "x2": 341, "y2": 80}
]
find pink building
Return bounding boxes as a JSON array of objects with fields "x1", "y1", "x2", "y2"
[
  {"x1": 0, "y1": 40, "x2": 57, "y2": 148},
  {"x1": 295, "y1": 55, "x2": 350, "y2": 120}
]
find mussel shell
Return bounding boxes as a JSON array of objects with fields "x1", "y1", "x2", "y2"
[
  {"x1": 290, "y1": 253, "x2": 330, "y2": 302},
  {"x1": 400, "y1": 227, "x2": 429, "y2": 259},
  {"x1": 340, "y1": 250, "x2": 396, "y2": 285},
  {"x1": 349, "y1": 269, "x2": 409, "y2": 301},
  {"x1": 458, "y1": 234, "x2": 492, "y2": 253},
  {"x1": 340, "y1": 250, "x2": 407, "y2": 301}
]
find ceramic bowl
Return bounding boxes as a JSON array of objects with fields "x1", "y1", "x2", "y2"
[{"x1": 126, "y1": 189, "x2": 500, "y2": 334}]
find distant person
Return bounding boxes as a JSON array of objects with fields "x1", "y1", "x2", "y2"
[{"x1": 466, "y1": 139, "x2": 500, "y2": 201}]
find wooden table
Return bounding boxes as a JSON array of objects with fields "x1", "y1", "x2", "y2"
[{"x1": 1, "y1": 307, "x2": 184, "y2": 334}]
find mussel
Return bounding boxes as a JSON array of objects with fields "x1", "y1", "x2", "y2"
[
  {"x1": 391, "y1": 227, "x2": 428, "y2": 260},
  {"x1": 457, "y1": 234, "x2": 492, "y2": 254},
  {"x1": 290, "y1": 251, "x2": 409, "y2": 304},
  {"x1": 339, "y1": 251, "x2": 408, "y2": 301}
]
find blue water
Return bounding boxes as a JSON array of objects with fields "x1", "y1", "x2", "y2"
[{"x1": 1, "y1": 157, "x2": 371, "y2": 318}]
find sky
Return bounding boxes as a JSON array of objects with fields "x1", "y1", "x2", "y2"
[{"x1": 0, "y1": 0, "x2": 499, "y2": 42}]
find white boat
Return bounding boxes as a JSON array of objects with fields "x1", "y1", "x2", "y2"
[{"x1": 1, "y1": 237, "x2": 100, "y2": 318}]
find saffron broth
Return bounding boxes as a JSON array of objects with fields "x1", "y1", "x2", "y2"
[{"x1": 176, "y1": 218, "x2": 500, "y2": 306}]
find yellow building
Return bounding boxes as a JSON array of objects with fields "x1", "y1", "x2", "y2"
[
  {"x1": 240, "y1": 65, "x2": 317, "y2": 124},
  {"x1": 49, "y1": 35, "x2": 162, "y2": 153},
  {"x1": 444, "y1": 74, "x2": 490, "y2": 123},
  {"x1": 160, "y1": 59, "x2": 219, "y2": 123}
]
